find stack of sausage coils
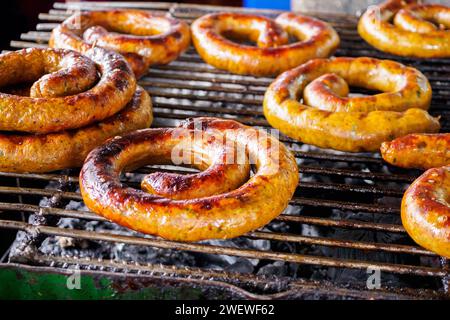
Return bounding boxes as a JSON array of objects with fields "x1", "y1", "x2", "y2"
[
  {"x1": 0, "y1": 0, "x2": 447, "y2": 257},
  {"x1": 0, "y1": 47, "x2": 152, "y2": 173}
]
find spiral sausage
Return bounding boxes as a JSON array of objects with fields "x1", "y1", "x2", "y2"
[
  {"x1": 263, "y1": 57, "x2": 439, "y2": 152},
  {"x1": 358, "y1": 0, "x2": 450, "y2": 58},
  {"x1": 0, "y1": 48, "x2": 152, "y2": 173},
  {"x1": 191, "y1": 12, "x2": 339, "y2": 76},
  {"x1": 50, "y1": 10, "x2": 191, "y2": 78},
  {"x1": 80, "y1": 117, "x2": 299, "y2": 241},
  {"x1": 381, "y1": 133, "x2": 450, "y2": 170},
  {"x1": 0, "y1": 47, "x2": 136, "y2": 134}
]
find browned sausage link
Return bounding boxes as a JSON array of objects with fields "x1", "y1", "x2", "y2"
[
  {"x1": 141, "y1": 138, "x2": 250, "y2": 200},
  {"x1": 263, "y1": 57, "x2": 439, "y2": 152},
  {"x1": 80, "y1": 117, "x2": 299, "y2": 241},
  {"x1": 381, "y1": 133, "x2": 450, "y2": 170},
  {"x1": 382, "y1": 133, "x2": 450, "y2": 257},
  {"x1": 0, "y1": 87, "x2": 152, "y2": 173},
  {"x1": 50, "y1": 10, "x2": 191, "y2": 78},
  {"x1": 402, "y1": 166, "x2": 450, "y2": 258},
  {"x1": 203, "y1": 14, "x2": 289, "y2": 48},
  {"x1": 191, "y1": 12, "x2": 339, "y2": 76},
  {"x1": 141, "y1": 166, "x2": 250, "y2": 200},
  {"x1": 358, "y1": 0, "x2": 450, "y2": 58},
  {"x1": 29, "y1": 50, "x2": 99, "y2": 98},
  {"x1": 0, "y1": 47, "x2": 136, "y2": 134}
]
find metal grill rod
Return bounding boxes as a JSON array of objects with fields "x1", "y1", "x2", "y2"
[
  {"x1": 0, "y1": 219, "x2": 445, "y2": 277},
  {"x1": 0, "y1": 203, "x2": 422, "y2": 255},
  {"x1": 0, "y1": 202, "x2": 405, "y2": 233},
  {"x1": 25, "y1": 254, "x2": 443, "y2": 300}
]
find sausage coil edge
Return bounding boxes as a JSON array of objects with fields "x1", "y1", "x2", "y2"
[
  {"x1": 0, "y1": 47, "x2": 136, "y2": 134},
  {"x1": 50, "y1": 10, "x2": 191, "y2": 78}
]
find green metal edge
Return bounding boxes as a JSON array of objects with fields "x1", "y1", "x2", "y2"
[{"x1": 0, "y1": 264, "x2": 204, "y2": 300}]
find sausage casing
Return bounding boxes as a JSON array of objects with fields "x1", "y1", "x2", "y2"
[
  {"x1": 0, "y1": 87, "x2": 152, "y2": 173},
  {"x1": 263, "y1": 57, "x2": 439, "y2": 152},
  {"x1": 358, "y1": 0, "x2": 450, "y2": 58},
  {"x1": 402, "y1": 166, "x2": 450, "y2": 258},
  {"x1": 0, "y1": 47, "x2": 136, "y2": 134},
  {"x1": 381, "y1": 133, "x2": 450, "y2": 170},
  {"x1": 80, "y1": 117, "x2": 299, "y2": 241},
  {"x1": 191, "y1": 12, "x2": 339, "y2": 76}
]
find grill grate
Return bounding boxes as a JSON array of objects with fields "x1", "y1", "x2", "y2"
[{"x1": 0, "y1": 1, "x2": 449, "y2": 299}]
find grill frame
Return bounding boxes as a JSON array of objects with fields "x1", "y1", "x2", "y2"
[{"x1": 0, "y1": 1, "x2": 449, "y2": 300}]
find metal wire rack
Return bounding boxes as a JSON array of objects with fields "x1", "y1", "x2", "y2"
[{"x1": 0, "y1": 1, "x2": 449, "y2": 299}]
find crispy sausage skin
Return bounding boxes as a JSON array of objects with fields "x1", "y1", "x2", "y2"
[
  {"x1": 191, "y1": 12, "x2": 339, "y2": 76},
  {"x1": 50, "y1": 10, "x2": 191, "y2": 78},
  {"x1": 0, "y1": 48, "x2": 136, "y2": 134},
  {"x1": 381, "y1": 133, "x2": 450, "y2": 170},
  {"x1": 0, "y1": 87, "x2": 152, "y2": 173},
  {"x1": 358, "y1": 0, "x2": 450, "y2": 58},
  {"x1": 402, "y1": 166, "x2": 450, "y2": 258},
  {"x1": 80, "y1": 117, "x2": 299, "y2": 241},
  {"x1": 263, "y1": 57, "x2": 439, "y2": 152}
]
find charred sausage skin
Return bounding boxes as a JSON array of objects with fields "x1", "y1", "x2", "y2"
[
  {"x1": 80, "y1": 117, "x2": 299, "y2": 241},
  {"x1": 381, "y1": 133, "x2": 450, "y2": 170},
  {"x1": 402, "y1": 166, "x2": 450, "y2": 258},
  {"x1": 381, "y1": 133, "x2": 450, "y2": 257}
]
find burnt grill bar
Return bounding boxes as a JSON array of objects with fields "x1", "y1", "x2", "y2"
[
  {"x1": 0, "y1": 220, "x2": 445, "y2": 277},
  {"x1": 0, "y1": 1, "x2": 449, "y2": 300},
  {"x1": 1, "y1": 211, "x2": 431, "y2": 256},
  {"x1": 10, "y1": 254, "x2": 443, "y2": 300}
]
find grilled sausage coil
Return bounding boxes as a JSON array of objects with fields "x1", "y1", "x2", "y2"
[
  {"x1": 358, "y1": 0, "x2": 450, "y2": 58},
  {"x1": 0, "y1": 48, "x2": 152, "y2": 173},
  {"x1": 263, "y1": 57, "x2": 440, "y2": 152},
  {"x1": 191, "y1": 12, "x2": 340, "y2": 76},
  {"x1": 50, "y1": 10, "x2": 191, "y2": 78},
  {"x1": 80, "y1": 117, "x2": 299, "y2": 241},
  {"x1": 0, "y1": 47, "x2": 136, "y2": 134}
]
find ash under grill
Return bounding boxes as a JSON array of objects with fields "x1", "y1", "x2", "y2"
[{"x1": 0, "y1": 1, "x2": 449, "y2": 300}]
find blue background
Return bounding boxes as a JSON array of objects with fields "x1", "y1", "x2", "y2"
[{"x1": 243, "y1": 0, "x2": 291, "y2": 10}]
